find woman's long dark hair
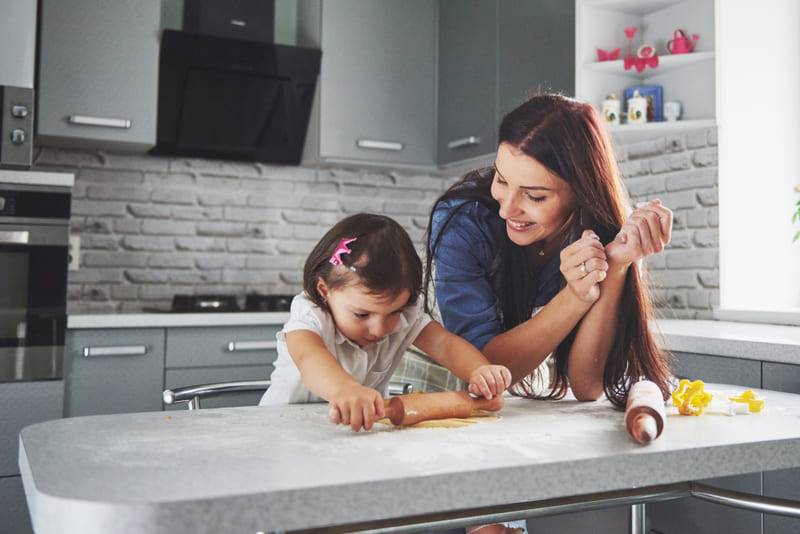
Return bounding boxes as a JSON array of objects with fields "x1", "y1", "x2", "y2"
[{"x1": 424, "y1": 94, "x2": 672, "y2": 408}]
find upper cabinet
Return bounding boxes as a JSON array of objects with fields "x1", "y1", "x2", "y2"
[
  {"x1": 437, "y1": 1, "x2": 497, "y2": 166},
  {"x1": 37, "y1": 0, "x2": 161, "y2": 151},
  {"x1": 575, "y1": 0, "x2": 716, "y2": 138},
  {"x1": 497, "y1": 0, "x2": 575, "y2": 118},
  {"x1": 314, "y1": 0, "x2": 437, "y2": 167}
]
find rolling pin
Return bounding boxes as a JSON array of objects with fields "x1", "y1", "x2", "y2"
[
  {"x1": 384, "y1": 391, "x2": 504, "y2": 426},
  {"x1": 625, "y1": 380, "x2": 666, "y2": 444}
]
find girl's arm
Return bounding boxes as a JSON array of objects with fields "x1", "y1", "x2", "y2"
[
  {"x1": 286, "y1": 330, "x2": 384, "y2": 431},
  {"x1": 567, "y1": 200, "x2": 673, "y2": 400},
  {"x1": 413, "y1": 321, "x2": 511, "y2": 399}
]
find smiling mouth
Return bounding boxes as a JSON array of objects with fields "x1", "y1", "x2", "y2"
[{"x1": 507, "y1": 219, "x2": 535, "y2": 231}]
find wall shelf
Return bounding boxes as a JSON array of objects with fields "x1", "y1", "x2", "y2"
[{"x1": 585, "y1": 51, "x2": 715, "y2": 77}]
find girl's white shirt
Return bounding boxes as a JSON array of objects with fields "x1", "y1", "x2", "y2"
[{"x1": 259, "y1": 292, "x2": 432, "y2": 406}]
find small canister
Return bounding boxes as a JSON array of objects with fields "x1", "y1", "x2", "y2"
[
  {"x1": 627, "y1": 90, "x2": 648, "y2": 124},
  {"x1": 601, "y1": 93, "x2": 621, "y2": 125}
]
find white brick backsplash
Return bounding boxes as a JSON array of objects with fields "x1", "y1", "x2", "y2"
[
  {"x1": 45, "y1": 132, "x2": 718, "y2": 315},
  {"x1": 686, "y1": 129, "x2": 708, "y2": 149},
  {"x1": 693, "y1": 147, "x2": 718, "y2": 167},
  {"x1": 650, "y1": 153, "x2": 691, "y2": 175},
  {"x1": 628, "y1": 138, "x2": 666, "y2": 159},
  {"x1": 83, "y1": 252, "x2": 148, "y2": 268}
]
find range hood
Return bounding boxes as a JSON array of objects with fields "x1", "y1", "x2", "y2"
[{"x1": 151, "y1": 30, "x2": 320, "y2": 165}]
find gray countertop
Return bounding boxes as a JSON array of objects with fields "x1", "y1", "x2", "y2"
[
  {"x1": 68, "y1": 314, "x2": 800, "y2": 365},
  {"x1": 19, "y1": 387, "x2": 800, "y2": 533}
]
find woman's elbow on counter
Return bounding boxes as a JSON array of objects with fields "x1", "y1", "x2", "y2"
[{"x1": 569, "y1": 380, "x2": 604, "y2": 402}]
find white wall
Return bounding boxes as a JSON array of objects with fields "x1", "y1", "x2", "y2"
[{"x1": 718, "y1": 0, "x2": 800, "y2": 312}]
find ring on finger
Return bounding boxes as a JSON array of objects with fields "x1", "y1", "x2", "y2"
[{"x1": 580, "y1": 261, "x2": 587, "y2": 276}]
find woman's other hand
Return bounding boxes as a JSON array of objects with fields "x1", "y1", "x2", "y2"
[
  {"x1": 328, "y1": 383, "x2": 385, "y2": 432},
  {"x1": 560, "y1": 229, "x2": 609, "y2": 303},
  {"x1": 468, "y1": 364, "x2": 513, "y2": 399},
  {"x1": 606, "y1": 199, "x2": 673, "y2": 266}
]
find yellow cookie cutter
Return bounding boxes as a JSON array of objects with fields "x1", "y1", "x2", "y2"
[
  {"x1": 728, "y1": 389, "x2": 765, "y2": 413},
  {"x1": 671, "y1": 379, "x2": 713, "y2": 416}
]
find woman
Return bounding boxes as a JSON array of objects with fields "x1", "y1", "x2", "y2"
[{"x1": 426, "y1": 93, "x2": 673, "y2": 409}]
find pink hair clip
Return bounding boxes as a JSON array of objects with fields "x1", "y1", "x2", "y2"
[{"x1": 329, "y1": 237, "x2": 357, "y2": 267}]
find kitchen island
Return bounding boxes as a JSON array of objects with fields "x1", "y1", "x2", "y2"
[{"x1": 18, "y1": 386, "x2": 800, "y2": 533}]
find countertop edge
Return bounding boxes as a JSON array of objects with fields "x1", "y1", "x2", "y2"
[{"x1": 67, "y1": 312, "x2": 290, "y2": 329}]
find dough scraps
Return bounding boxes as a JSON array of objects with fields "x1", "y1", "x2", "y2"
[{"x1": 376, "y1": 410, "x2": 501, "y2": 429}]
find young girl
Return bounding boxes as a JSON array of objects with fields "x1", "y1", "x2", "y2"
[{"x1": 259, "y1": 212, "x2": 512, "y2": 432}]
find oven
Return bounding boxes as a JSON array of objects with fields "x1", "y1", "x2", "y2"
[{"x1": 0, "y1": 184, "x2": 70, "y2": 382}]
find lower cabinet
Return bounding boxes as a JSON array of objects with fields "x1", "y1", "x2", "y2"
[
  {"x1": 762, "y1": 363, "x2": 800, "y2": 534},
  {"x1": 164, "y1": 325, "x2": 279, "y2": 409},
  {"x1": 526, "y1": 506, "x2": 629, "y2": 534},
  {"x1": 64, "y1": 328, "x2": 166, "y2": 417},
  {"x1": 0, "y1": 476, "x2": 32, "y2": 534},
  {"x1": 647, "y1": 352, "x2": 763, "y2": 534},
  {"x1": 0, "y1": 381, "x2": 62, "y2": 534}
]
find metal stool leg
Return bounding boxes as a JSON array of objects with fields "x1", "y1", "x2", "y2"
[{"x1": 629, "y1": 503, "x2": 646, "y2": 534}]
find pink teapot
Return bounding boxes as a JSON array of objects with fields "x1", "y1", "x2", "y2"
[{"x1": 667, "y1": 29, "x2": 699, "y2": 54}]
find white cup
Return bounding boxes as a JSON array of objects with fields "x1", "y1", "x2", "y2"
[{"x1": 664, "y1": 101, "x2": 682, "y2": 121}]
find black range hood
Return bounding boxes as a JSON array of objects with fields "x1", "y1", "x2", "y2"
[{"x1": 151, "y1": 30, "x2": 320, "y2": 165}]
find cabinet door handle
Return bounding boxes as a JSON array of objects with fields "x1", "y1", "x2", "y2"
[
  {"x1": 68, "y1": 115, "x2": 132, "y2": 129},
  {"x1": 83, "y1": 345, "x2": 148, "y2": 357},
  {"x1": 447, "y1": 136, "x2": 482, "y2": 150},
  {"x1": 226, "y1": 340, "x2": 278, "y2": 352},
  {"x1": 356, "y1": 139, "x2": 404, "y2": 151}
]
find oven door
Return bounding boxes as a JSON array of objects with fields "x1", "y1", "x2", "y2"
[{"x1": 0, "y1": 224, "x2": 68, "y2": 381}]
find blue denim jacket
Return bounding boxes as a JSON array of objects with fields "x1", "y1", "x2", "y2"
[{"x1": 430, "y1": 199, "x2": 562, "y2": 350}]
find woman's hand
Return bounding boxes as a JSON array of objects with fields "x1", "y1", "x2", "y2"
[
  {"x1": 560, "y1": 229, "x2": 609, "y2": 304},
  {"x1": 328, "y1": 383, "x2": 385, "y2": 432},
  {"x1": 468, "y1": 364, "x2": 513, "y2": 399},
  {"x1": 606, "y1": 199, "x2": 673, "y2": 266}
]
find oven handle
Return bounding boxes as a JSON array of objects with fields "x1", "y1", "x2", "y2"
[
  {"x1": 0, "y1": 231, "x2": 29, "y2": 244},
  {"x1": 83, "y1": 345, "x2": 148, "y2": 357}
]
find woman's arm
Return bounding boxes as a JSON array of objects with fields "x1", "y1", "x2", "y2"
[
  {"x1": 567, "y1": 199, "x2": 673, "y2": 400},
  {"x1": 413, "y1": 321, "x2": 511, "y2": 399}
]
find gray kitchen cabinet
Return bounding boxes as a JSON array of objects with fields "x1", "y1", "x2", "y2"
[
  {"x1": 497, "y1": 0, "x2": 575, "y2": 118},
  {"x1": 0, "y1": 381, "x2": 63, "y2": 477},
  {"x1": 64, "y1": 328, "x2": 166, "y2": 417},
  {"x1": 647, "y1": 351, "x2": 763, "y2": 534},
  {"x1": 317, "y1": 0, "x2": 436, "y2": 166},
  {"x1": 165, "y1": 365, "x2": 273, "y2": 410},
  {"x1": 437, "y1": 0, "x2": 497, "y2": 165},
  {"x1": 37, "y1": 0, "x2": 160, "y2": 151},
  {"x1": 762, "y1": 363, "x2": 800, "y2": 534},
  {"x1": 165, "y1": 326, "x2": 280, "y2": 368},
  {"x1": 0, "y1": 476, "x2": 32, "y2": 534}
]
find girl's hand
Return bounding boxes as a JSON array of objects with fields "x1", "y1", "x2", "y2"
[
  {"x1": 606, "y1": 199, "x2": 673, "y2": 266},
  {"x1": 328, "y1": 383, "x2": 385, "y2": 432},
  {"x1": 468, "y1": 364, "x2": 512, "y2": 399},
  {"x1": 560, "y1": 229, "x2": 609, "y2": 304}
]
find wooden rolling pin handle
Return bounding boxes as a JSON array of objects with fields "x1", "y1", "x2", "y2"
[
  {"x1": 385, "y1": 391, "x2": 504, "y2": 426},
  {"x1": 625, "y1": 381, "x2": 666, "y2": 444}
]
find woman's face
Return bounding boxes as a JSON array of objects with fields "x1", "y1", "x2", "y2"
[{"x1": 490, "y1": 142, "x2": 577, "y2": 248}]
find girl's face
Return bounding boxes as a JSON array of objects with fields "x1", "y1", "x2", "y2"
[
  {"x1": 317, "y1": 279, "x2": 410, "y2": 348},
  {"x1": 490, "y1": 142, "x2": 577, "y2": 248}
]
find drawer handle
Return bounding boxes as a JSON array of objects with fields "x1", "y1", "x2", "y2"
[
  {"x1": 226, "y1": 340, "x2": 278, "y2": 352},
  {"x1": 83, "y1": 345, "x2": 148, "y2": 357},
  {"x1": 447, "y1": 136, "x2": 481, "y2": 150},
  {"x1": 68, "y1": 115, "x2": 132, "y2": 129},
  {"x1": 356, "y1": 139, "x2": 404, "y2": 151}
]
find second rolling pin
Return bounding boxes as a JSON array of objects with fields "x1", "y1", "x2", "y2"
[
  {"x1": 625, "y1": 380, "x2": 666, "y2": 444},
  {"x1": 384, "y1": 391, "x2": 504, "y2": 426}
]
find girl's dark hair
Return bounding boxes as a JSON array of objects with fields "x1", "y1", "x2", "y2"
[
  {"x1": 424, "y1": 93, "x2": 672, "y2": 408},
  {"x1": 304, "y1": 213, "x2": 422, "y2": 309}
]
